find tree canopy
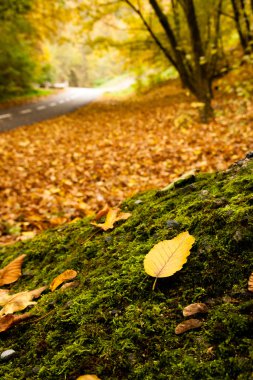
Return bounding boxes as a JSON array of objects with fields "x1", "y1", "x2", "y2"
[{"x1": 1, "y1": 0, "x2": 253, "y2": 119}]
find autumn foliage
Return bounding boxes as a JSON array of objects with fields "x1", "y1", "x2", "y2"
[{"x1": 0, "y1": 72, "x2": 253, "y2": 244}]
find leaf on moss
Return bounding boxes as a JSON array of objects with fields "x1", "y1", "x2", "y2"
[
  {"x1": 144, "y1": 231, "x2": 195, "y2": 289},
  {"x1": 0, "y1": 289, "x2": 11, "y2": 306},
  {"x1": 50, "y1": 270, "x2": 77, "y2": 292},
  {"x1": 0, "y1": 292, "x2": 36, "y2": 316},
  {"x1": 0, "y1": 286, "x2": 46, "y2": 316},
  {"x1": 94, "y1": 204, "x2": 110, "y2": 221},
  {"x1": 91, "y1": 207, "x2": 131, "y2": 231},
  {"x1": 248, "y1": 272, "x2": 253, "y2": 292},
  {"x1": 175, "y1": 319, "x2": 202, "y2": 335},
  {"x1": 29, "y1": 286, "x2": 47, "y2": 299},
  {"x1": 0, "y1": 312, "x2": 32, "y2": 333},
  {"x1": 76, "y1": 375, "x2": 102, "y2": 380},
  {"x1": 0, "y1": 254, "x2": 26, "y2": 286},
  {"x1": 183, "y1": 303, "x2": 208, "y2": 317}
]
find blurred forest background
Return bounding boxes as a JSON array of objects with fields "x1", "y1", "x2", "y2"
[
  {"x1": 0, "y1": 0, "x2": 253, "y2": 244},
  {"x1": 1, "y1": 0, "x2": 253, "y2": 105}
]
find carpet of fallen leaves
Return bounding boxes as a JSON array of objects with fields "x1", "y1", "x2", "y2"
[{"x1": 0, "y1": 67, "x2": 253, "y2": 244}]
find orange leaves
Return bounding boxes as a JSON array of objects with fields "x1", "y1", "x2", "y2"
[
  {"x1": 0, "y1": 313, "x2": 32, "y2": 333},
  {"x1": 50, "y1": 270, "x2": 77, "y2": 291},
  {"x1": 0, "y1": 79, "x2": 253, "y2": 244},
  {"x1": 0, "y1": 254, "x2": 26, "y2": 286},
  {"x1": 91, "y1": 207, "x2": 131, "y2": 231}
]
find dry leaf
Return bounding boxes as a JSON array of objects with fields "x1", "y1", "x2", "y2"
[
  {"x1": 0, "y1": 289, "x2": 11, "y2": 306},
  {"x1": 175, "y1": 319, "x2": 202, "y2": 335},
  {"x1": 50, "y1": 270, "x2": 77, "y2": 292},
  {"x1": 94, "y1": 204, "x2": 110, "y2": 221},
  {"x1": 0, "y1": 254, "x2": 26, "y2": 286},
  {"x1": 183, "y1": 303, "x2": 208, "y2": 317},
  {"x1": 60, "y1": 281, "x2": 79, "y2": 291},
  {"x1": 0, "y1": 312, "x2": 32, "y2": 333},
  {"x1": 0, "y1": 315, "x2": 14, "y2": 332},
  {"x1": 29, "y1": 286, "x2": 47, "y2": 299},
  {"x1": 76, "y1": 375, "x2": 102, "y2": 380},
  {"x1": 91, "y1": 207, "x2": 131, "y2": 231},
  {"x1": 248, "y1": 272, "x2": 253, "y2": 292},
  {"x1": 0, "y1": 291, "x2": 36, "y2": 316},
  {"x1": 144, "y1": 231, "x2": 195, "y2": 289}
]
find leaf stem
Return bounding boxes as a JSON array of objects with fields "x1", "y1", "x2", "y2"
[{"x1": 152, "y1": 277, "x2": 158, "y2": 290}]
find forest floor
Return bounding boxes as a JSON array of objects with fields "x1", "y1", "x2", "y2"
[{"x1": 0, "y1": 65, "x2": 253, "y2": 245}]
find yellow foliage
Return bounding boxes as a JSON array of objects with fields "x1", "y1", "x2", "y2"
[
  {"x1": 144, "y1": 231, "x2": 195, "y2": 289},
  {"x1": 50, "y1": 270, "x2": 77, "y2": 292}
]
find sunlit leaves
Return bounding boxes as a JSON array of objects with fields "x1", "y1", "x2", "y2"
[
  {"x1": 91, "y1": 207, "x2": 131, "y2": 231},
  {"x1": 50, "y1": 270, "x2": 77, "y2": 291},
  {"x1": 144, "y1": 231, "x2": 195, "y2": 289}
]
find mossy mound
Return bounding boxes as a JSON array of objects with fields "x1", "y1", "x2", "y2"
[{"x1": 0, "y1": 154, "x2": 253, "y2": 380}]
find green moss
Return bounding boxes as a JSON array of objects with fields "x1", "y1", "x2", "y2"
[{"x1": 0, "y1": 156, "x2": 252, "y2": 379}]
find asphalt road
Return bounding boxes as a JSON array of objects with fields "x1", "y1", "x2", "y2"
[{"x1": 0, "y1": 87, "x2": 104, "y2": 133}]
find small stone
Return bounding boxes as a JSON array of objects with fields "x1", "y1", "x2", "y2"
[
  {"x1": 166, "y1": 220, "x2": 180, "y2": 228},
  {"x1": 0, "y1": 349, "x2": 16, "y2": 361},
  {"x1": 199, "y1": 189, "x2": 209, "y2": 198},
  {"x1": 134, "y1": 200, "x2": 143, "y2": 204}
]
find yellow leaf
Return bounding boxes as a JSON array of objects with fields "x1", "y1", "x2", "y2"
[
  {"x1": 50, "y1": 270, "x2": 77, "y2": 292},
  {"x1": 76, "y1": 375, "x2": 102, "y2": 380},
  {"x1": 0, "y1": 254, "x2": 26, "y2": 286},
  {"x1": 144, "y1": 231, "x2": 195, "y2": 289},
  {"x1": 91, "y1": 207, "x2": 131, "y2": 231}
]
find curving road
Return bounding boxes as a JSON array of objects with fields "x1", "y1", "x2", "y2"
[{"x1": 0, "y1": 87, "x2": 105, "y2": 133}]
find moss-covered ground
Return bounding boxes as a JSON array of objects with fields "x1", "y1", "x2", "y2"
[{"x1": 0, "y1": 154, "x2": 252, "y2": 380}]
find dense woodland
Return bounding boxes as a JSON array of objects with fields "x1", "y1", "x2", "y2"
[{"x1": 1, "y1": 0, "x2": 253, "y2": 119}]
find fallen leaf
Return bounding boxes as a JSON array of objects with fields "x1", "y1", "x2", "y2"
[
  {"x1": 144, "y1": 231, "x2": 195, "y2": 289},
  {"x1": 0, "y1": 312, "x2": 32, "y2": 332},
  {"x1": 0, "y1": 315, "x2": 14, "y2": 332},
  {"x1": 0, "y1": 289, "x2": 11, "y2": 306},
  {"x1": 60, "y1": 281, "x2": 80, "y2": 291},
  {"x1": 0, "y1": 291, "x2": 36, "y2": 316},
  {"x1": 91, "y1": 207, "x2": 131, "y2": 231},
  {"x1": 175, "y1": 319, "x2": 202, "y2": 334},
  {"x1": 0, "y1": 254, "x2": 26, "y2": 286},
  {"x1": 76, "y1": 375, "x2": 102, "y2": 380},
  {"x1": 94, "y1": 204, "x2": 110, "y2": 220},
  {"x1": 50, "y1": 270, "x2": 77, "y2": 292},
  {"x1": 183, "y1": 303, "x2": 208, "y2": 317},
  {"x1": 29, "y1": 286, "x2": 47, "y2": 299},
  {"x1": 248, "y1": 272, "x2": 253, "y2": 292}
]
